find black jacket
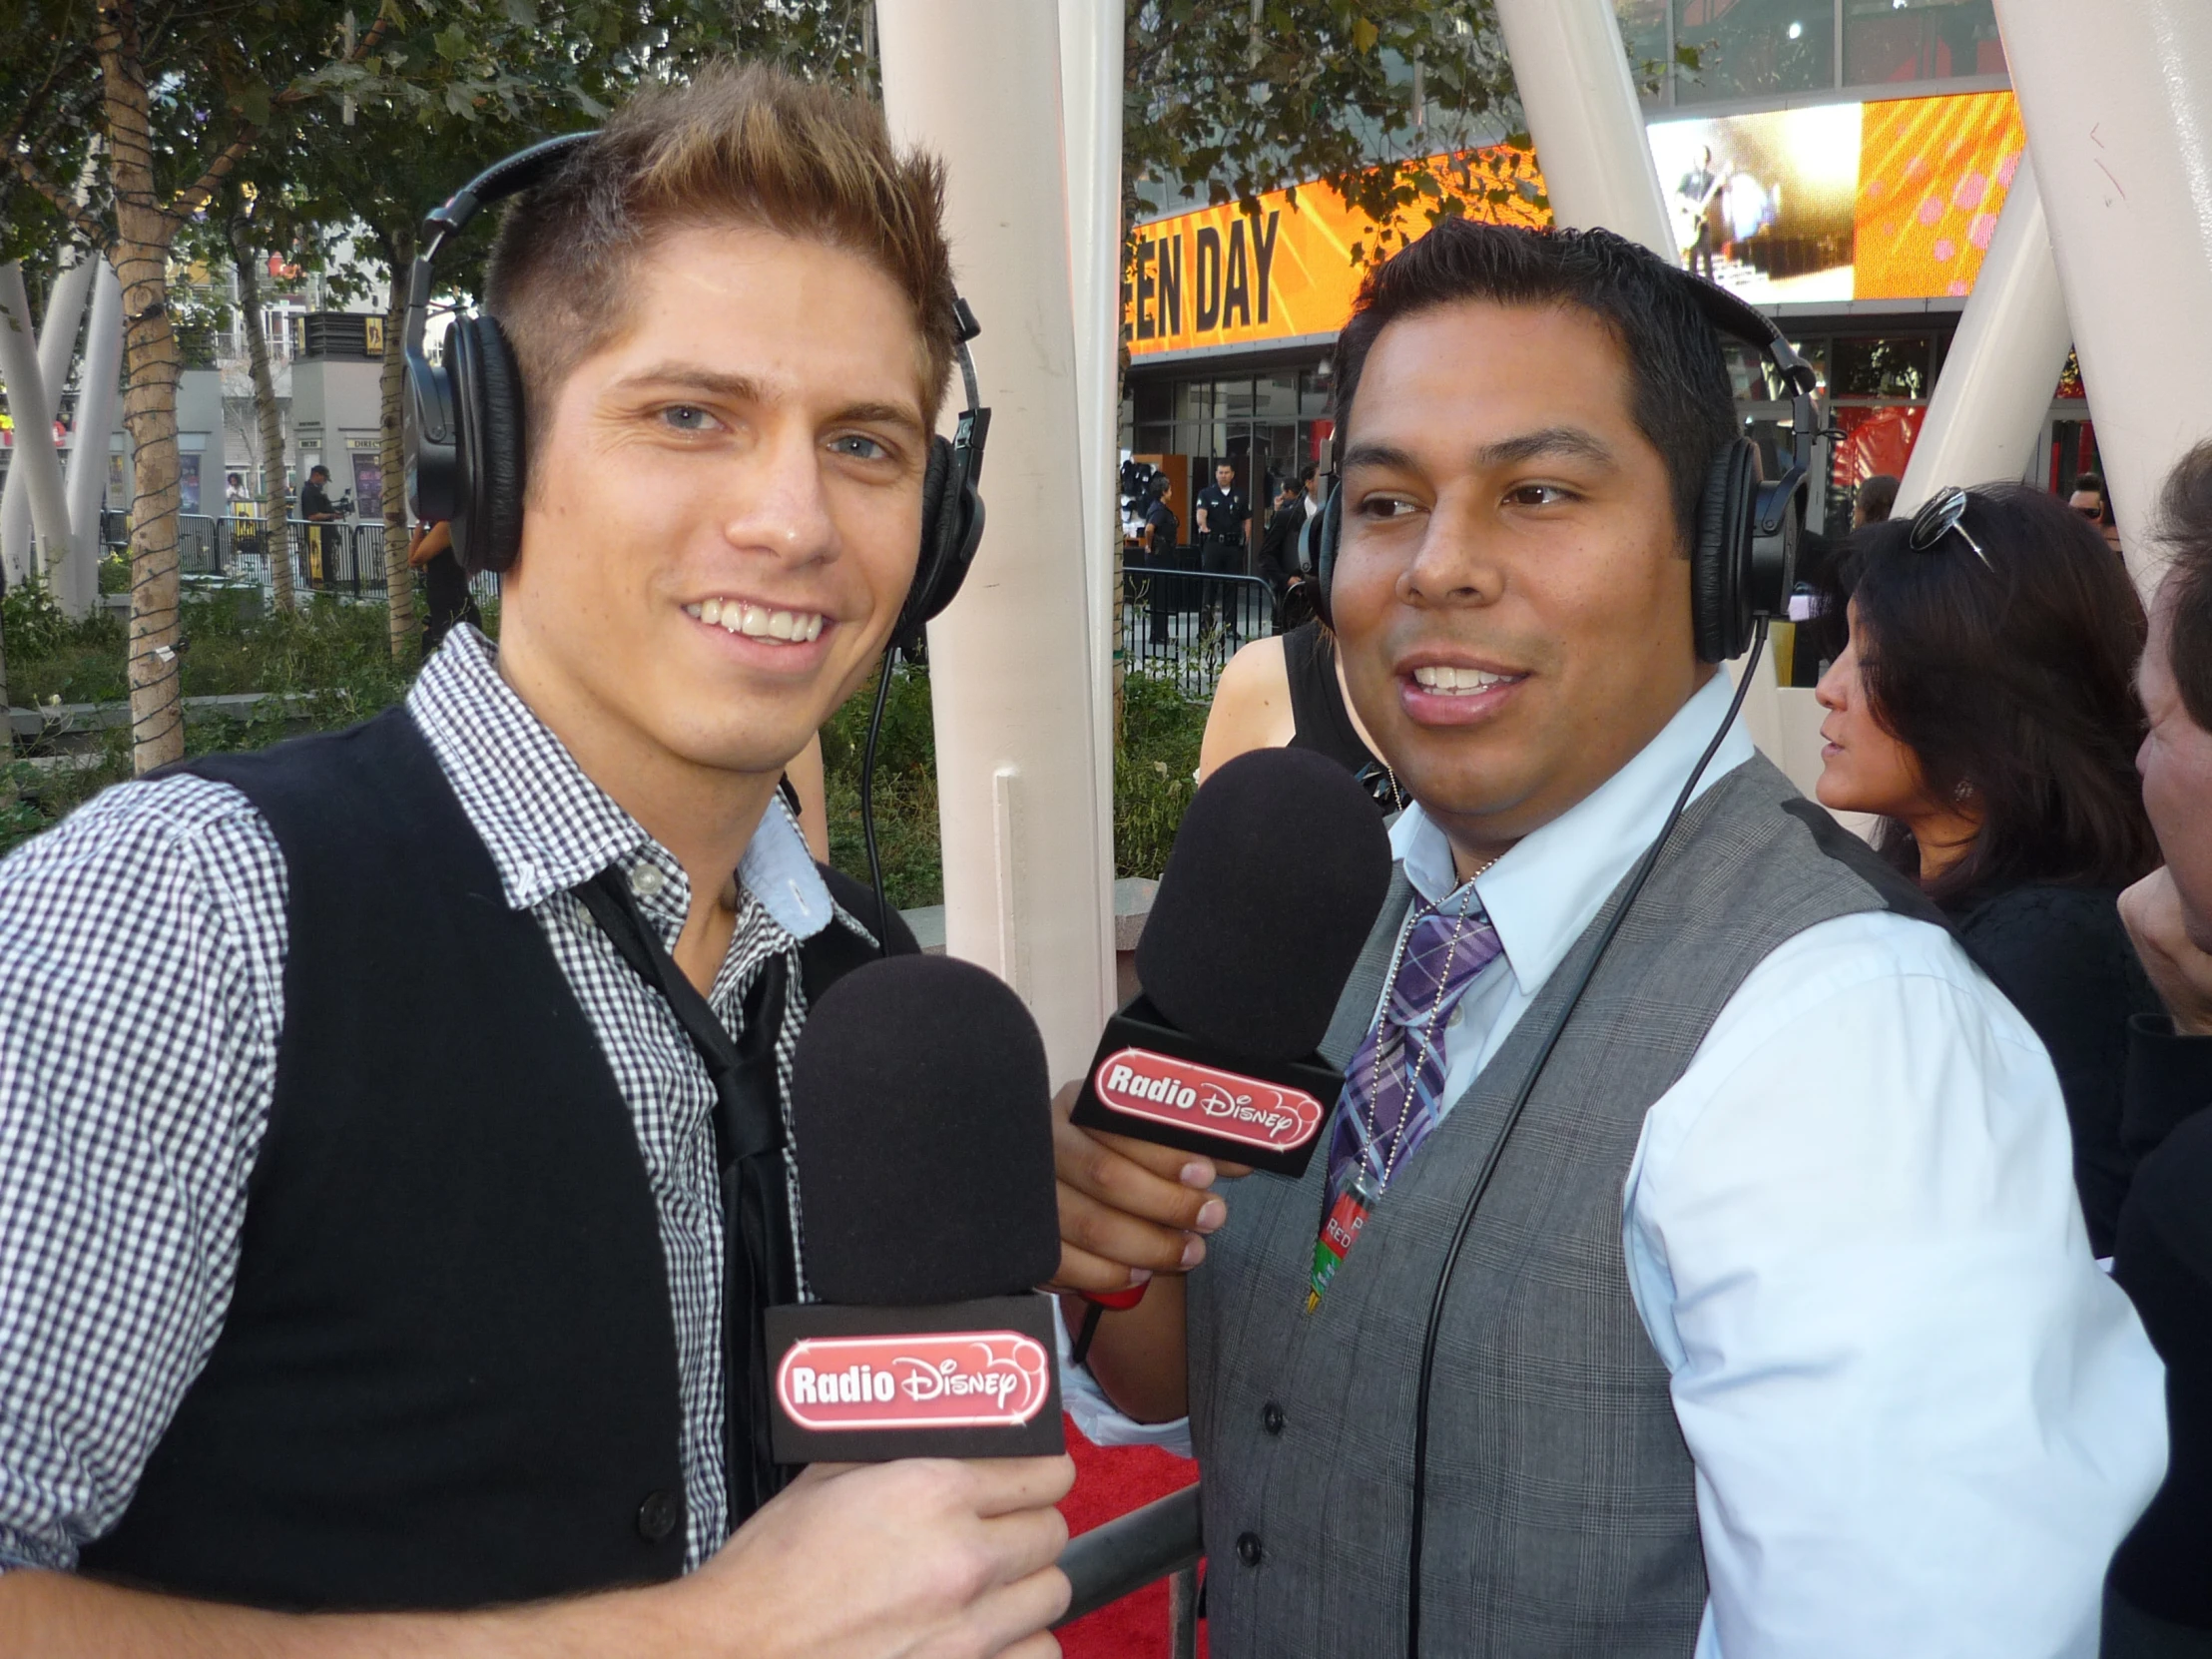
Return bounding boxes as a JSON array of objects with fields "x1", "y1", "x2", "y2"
[
  {"x1": 1948, "y1": 883, "x2": 2163, "y2": 1256},
  {"x1": 1258, "y1": 499, "x2": 1308, "y2": 590},
  {"x1": 2108, "y1": 1016, "x2": 2212, "y2": 1631}
]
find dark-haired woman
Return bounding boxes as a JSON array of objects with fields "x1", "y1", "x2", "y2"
[{"x1": 1814, "y1": 482, "x2": 2163, "y2": 1256}]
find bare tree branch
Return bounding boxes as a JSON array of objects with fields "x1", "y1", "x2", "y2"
[
  {"x1": 5, "y1": 152, "x2": 106, "y2": 246},
  {"x1": 173, "y1": 127, "x2": 260, "y2": 220},
  {"x1": 170, "y1": 12, "x2": 395, "y2": 219}
]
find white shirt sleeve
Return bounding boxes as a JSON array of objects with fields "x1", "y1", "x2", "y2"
[
  {"x1": 1053, "y1": 1297, "x2": 1195, "y2": 1456},
  {"x1": 1623, "y1": 911, "x2": 2167, "y2": 1659}
]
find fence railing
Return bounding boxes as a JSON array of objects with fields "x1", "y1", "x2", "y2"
[
  {"x1": 1055, "y1": 1482, "x2": 1202, "y2": 1654},
  {"x1": 99, "y1": 512, "x2": 500, "y2": 612},
  {"x1": 1119, "y1": 558, "x2": 1279, "y2": 701}
]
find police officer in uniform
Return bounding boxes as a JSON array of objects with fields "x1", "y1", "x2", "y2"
[{"x1": 1194, "y1": 460, "x2": 1250, "y2": 642}]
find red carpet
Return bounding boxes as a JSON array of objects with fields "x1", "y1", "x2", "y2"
[{"x1": 1056, "y1": 1415, "x2": 1206, "y2": 1658}]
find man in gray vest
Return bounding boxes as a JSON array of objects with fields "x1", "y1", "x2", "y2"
[{"x1": 1050, "y1": 222, "x2": 2165, "y2": 1656}]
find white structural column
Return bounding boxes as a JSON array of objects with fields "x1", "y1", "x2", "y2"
[
  {"x1": 59, "y1": 258, "x2": 124, "y2": 618},
  {"x1": 0, "y1": 262, "x2": 76, "y2": 591},
  {"x1": 1997, "y1": 0, "x2": 2212, "y2": 582},
  {"x1": 1895, "y1": 153, "x2": 2069, "y2": 515},
  {"x1": 878, "y1": 0, "x2": 1116, "y2": 1076},
  {"x1": 1491, "y1": 0, "x2": 1674, "y2": 257},
  {"x1": 0, "y1": 251, "x2": 93, "y2": 587},
  {"x1": 1057, "y1": 0, "x2": 1124, "y2": 1006}
]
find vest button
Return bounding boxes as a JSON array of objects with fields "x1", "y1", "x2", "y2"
[
  {"x1": 636, "y1": 1489, "x2": 684, "y2": 1542},
  {"x1": 1236, "y1": 1531, "x2": 1264, "y2": 1567},
  {"x1": 1261, "y1": 1401, "x2": 1285, "y2": 1435}
]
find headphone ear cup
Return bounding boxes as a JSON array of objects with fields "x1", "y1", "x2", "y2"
[
  {"x1": 451, "y1": 316, "x2": 528, "y2": 576},
  {"x1": 1309, "y1": 484, "x2": 1343, "y2": 631},
  {"x1": 404, "y1": 354, "x2": 459, "y2": 527},
  {"x1": 1692, "y1": 438, "x2": 1760, "y2": 663},
  {"x1": 895, "y1": 436, "x2": 978, "y2": 650}
]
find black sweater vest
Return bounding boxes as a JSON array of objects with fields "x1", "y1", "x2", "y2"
[{"x1": 78, "y1": 709, "x2": 690, "y2": 1610}]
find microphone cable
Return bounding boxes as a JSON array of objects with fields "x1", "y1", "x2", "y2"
[
  {"x1": 858, "y1": 643, "x2": 900, "y2": 961},
  {"x1": 1402, "y1": 621, "x2": 1768, "y2": 1658}
]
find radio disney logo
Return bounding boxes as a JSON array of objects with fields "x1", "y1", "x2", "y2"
[
  {"x1": 1091, "y1": 1047, "x2": 1326, "y2": 1150},
  {"x1": 776, "y1": 1332, "x2": 1052, "y2": 1431}
]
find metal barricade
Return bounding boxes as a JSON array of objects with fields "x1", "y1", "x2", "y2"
[
  {"x1": 1119, "y1": 559, "x2": 1279, "y2": 700},
  {"x1": 1055, "y1": 1482, "x2": 1202, "y2": 1653},
  {"x1": 176, "y1": 513, "x2": 224, "y2": 576},
  {"x1": 286, "y1": 518, "x2": 392, "y2": 596}
]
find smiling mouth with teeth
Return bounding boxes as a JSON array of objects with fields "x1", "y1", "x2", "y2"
[
  {"x1": 685, "y1": 597, "x2": 826, "y2": 643},
  {"x1": 1410, "y1": 664, "x2": 1525, "y2": 694}
]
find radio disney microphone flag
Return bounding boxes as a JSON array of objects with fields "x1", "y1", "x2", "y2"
[
  {"x1": 770, "y1": 954, "x2": 1065, "y2": 1463},
  {"x1": 1072, "y1": 746, "x2": 1392, "y2": 1179}
]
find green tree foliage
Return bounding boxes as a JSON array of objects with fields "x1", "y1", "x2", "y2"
[{"x1": 1124, "y1": 1, "x2": 1527, "y2": 265}]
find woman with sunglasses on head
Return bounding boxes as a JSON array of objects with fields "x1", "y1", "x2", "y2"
[{"x1": 1814, "y1": 483, "x2": 2163, "y2": 1255}]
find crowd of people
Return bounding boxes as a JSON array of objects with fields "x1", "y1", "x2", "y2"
[{"x1": 2, "y1": 51, "x2": 2210, "y2": 1659}]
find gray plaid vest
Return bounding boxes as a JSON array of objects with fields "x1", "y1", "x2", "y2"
[{"x1": 1187, "y1": 755, "x2": 1939, "y2": 1657}]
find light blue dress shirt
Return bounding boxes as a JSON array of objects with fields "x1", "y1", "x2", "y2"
[{"x1": 1062, "y1": 670, "x2": 2167, "y2": 1658}]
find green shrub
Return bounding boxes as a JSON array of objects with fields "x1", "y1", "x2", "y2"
[
  {"x1": 0, "y1": 595, "x2": 420, "y2": 857},
  {"x1": 1113, "y1": 671, "x2": 1208, "y2": 879},
  {"x1": 2, "y1": 596, "x2": 1219, "y2": 895},
  {"x1": 2, "y1": 578, "x2": 84, "y2": 665},
  {"x1": 822, "y1": 661, "x2": 943, "y2": 909}
]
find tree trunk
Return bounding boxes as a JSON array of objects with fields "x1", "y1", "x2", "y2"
[
  {"x1": 378, "y1": 229, "x2": 416, "y2": 660},
  {"x1": 228, "y1": 211, "x2": 294, "y2": 612},
  {"x1": 96, "y1": 0, "x2": 186, "y2": 773}
]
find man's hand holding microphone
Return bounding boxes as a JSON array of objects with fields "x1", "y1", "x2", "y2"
[{"x1": 1047, "y1": 750, "x2": 1393, "y2": 1423}]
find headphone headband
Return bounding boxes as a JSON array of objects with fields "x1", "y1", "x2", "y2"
[
  {"x1": 404, "y1": 132, "x2": 596, "y2": 374},
  {"x1": 403, "y1": 130, "x2": 990, "y2": 612},
  {"x1": 1672, "y1": 270, "x2": 1820, "y2": 538}
]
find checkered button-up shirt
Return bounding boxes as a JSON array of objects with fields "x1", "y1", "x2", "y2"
[{"x1": 0, "y1": 628, "x2": 865, "y2": 1574}]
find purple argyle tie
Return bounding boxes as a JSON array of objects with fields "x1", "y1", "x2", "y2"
[{"x1": 1310, "y1": 888, "x2": 1502, "y2": 1307}]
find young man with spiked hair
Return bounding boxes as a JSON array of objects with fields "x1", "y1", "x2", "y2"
[{"x1": 0, "y1": 63, "x2": 1070, "y2": 1659}]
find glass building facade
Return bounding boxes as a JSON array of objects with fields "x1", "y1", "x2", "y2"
[{"x1": 1624, "y1": 0, "x2": 2006, "y2": 108}]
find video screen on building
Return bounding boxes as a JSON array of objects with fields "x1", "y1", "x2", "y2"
[{"x1": 1649, "y1": 89, "x2": 2024, "y2": 304}]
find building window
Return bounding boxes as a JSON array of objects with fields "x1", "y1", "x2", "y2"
[
  {"x1": 1673, "y1": 0, "x2": 1838, "y2": 104},
  {"x1": 1619, "y1": 0, "x2": 1674, "y2": 104},
  {"x1": 1843, "y1": 0, "x2": 2003, "y2": 87}
]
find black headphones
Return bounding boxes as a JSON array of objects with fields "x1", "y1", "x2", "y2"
[
  {"x1": 403, "y1": 131, "x2": 991, "y2": 652},
  {"x1": 1300, "y1": 271, "x2": 1819, "y2": 663}
]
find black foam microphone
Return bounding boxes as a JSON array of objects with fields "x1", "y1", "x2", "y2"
[
  {"x1": 1071, "y1": 746, "x2": 1394, "y2": 1177},
  {"x1": 767, "y1": 953, "x2": 1066, "y2": 1462}
]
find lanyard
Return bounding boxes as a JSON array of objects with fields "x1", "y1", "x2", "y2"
[{"x1": 575, "y1": 868, "x2": 795, "y2": 1529}]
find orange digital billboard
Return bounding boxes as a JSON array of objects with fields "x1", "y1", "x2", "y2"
[
  {"x1": 1124, "y1": 90, "x2": 2029, "y2": 362},
  {"x1": 1122, "y1": 146, "x2": 1547, "y2": 358},
  {"x1": 1647, "y1": 88, "x2": 2026, "y2": 304}
]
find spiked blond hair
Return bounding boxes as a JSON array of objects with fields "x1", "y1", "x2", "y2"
[{"x1": 484, "y1": 61, "x2": 957, "y2": 461}]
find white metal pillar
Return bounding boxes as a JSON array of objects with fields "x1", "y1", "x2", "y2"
[
  {"x1": 0, "y1": 262, "x2": 76, "y2": 592},
  {"x1": 0, "y1": 251, "x2": 93, "y2": 588},
  {"x1": 878, "y1": 0, "x2": 1117, "y2": 1078},
  {"x1": 1896, "y1": 154, "x2": 2070, "y2": 515},
  {"x1": 1491, "y1": 0, "x2": 1675, "y2": 258},
  {"x1": 1057, "y1": 0, "x2": 1123, "y2": 1009},
  {"x1": 1997, "y1": 0, "x2": 2212, "y2": 582},
  {"x1": 59, "y1": 258, "x2": 123, "y2": 618}
]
